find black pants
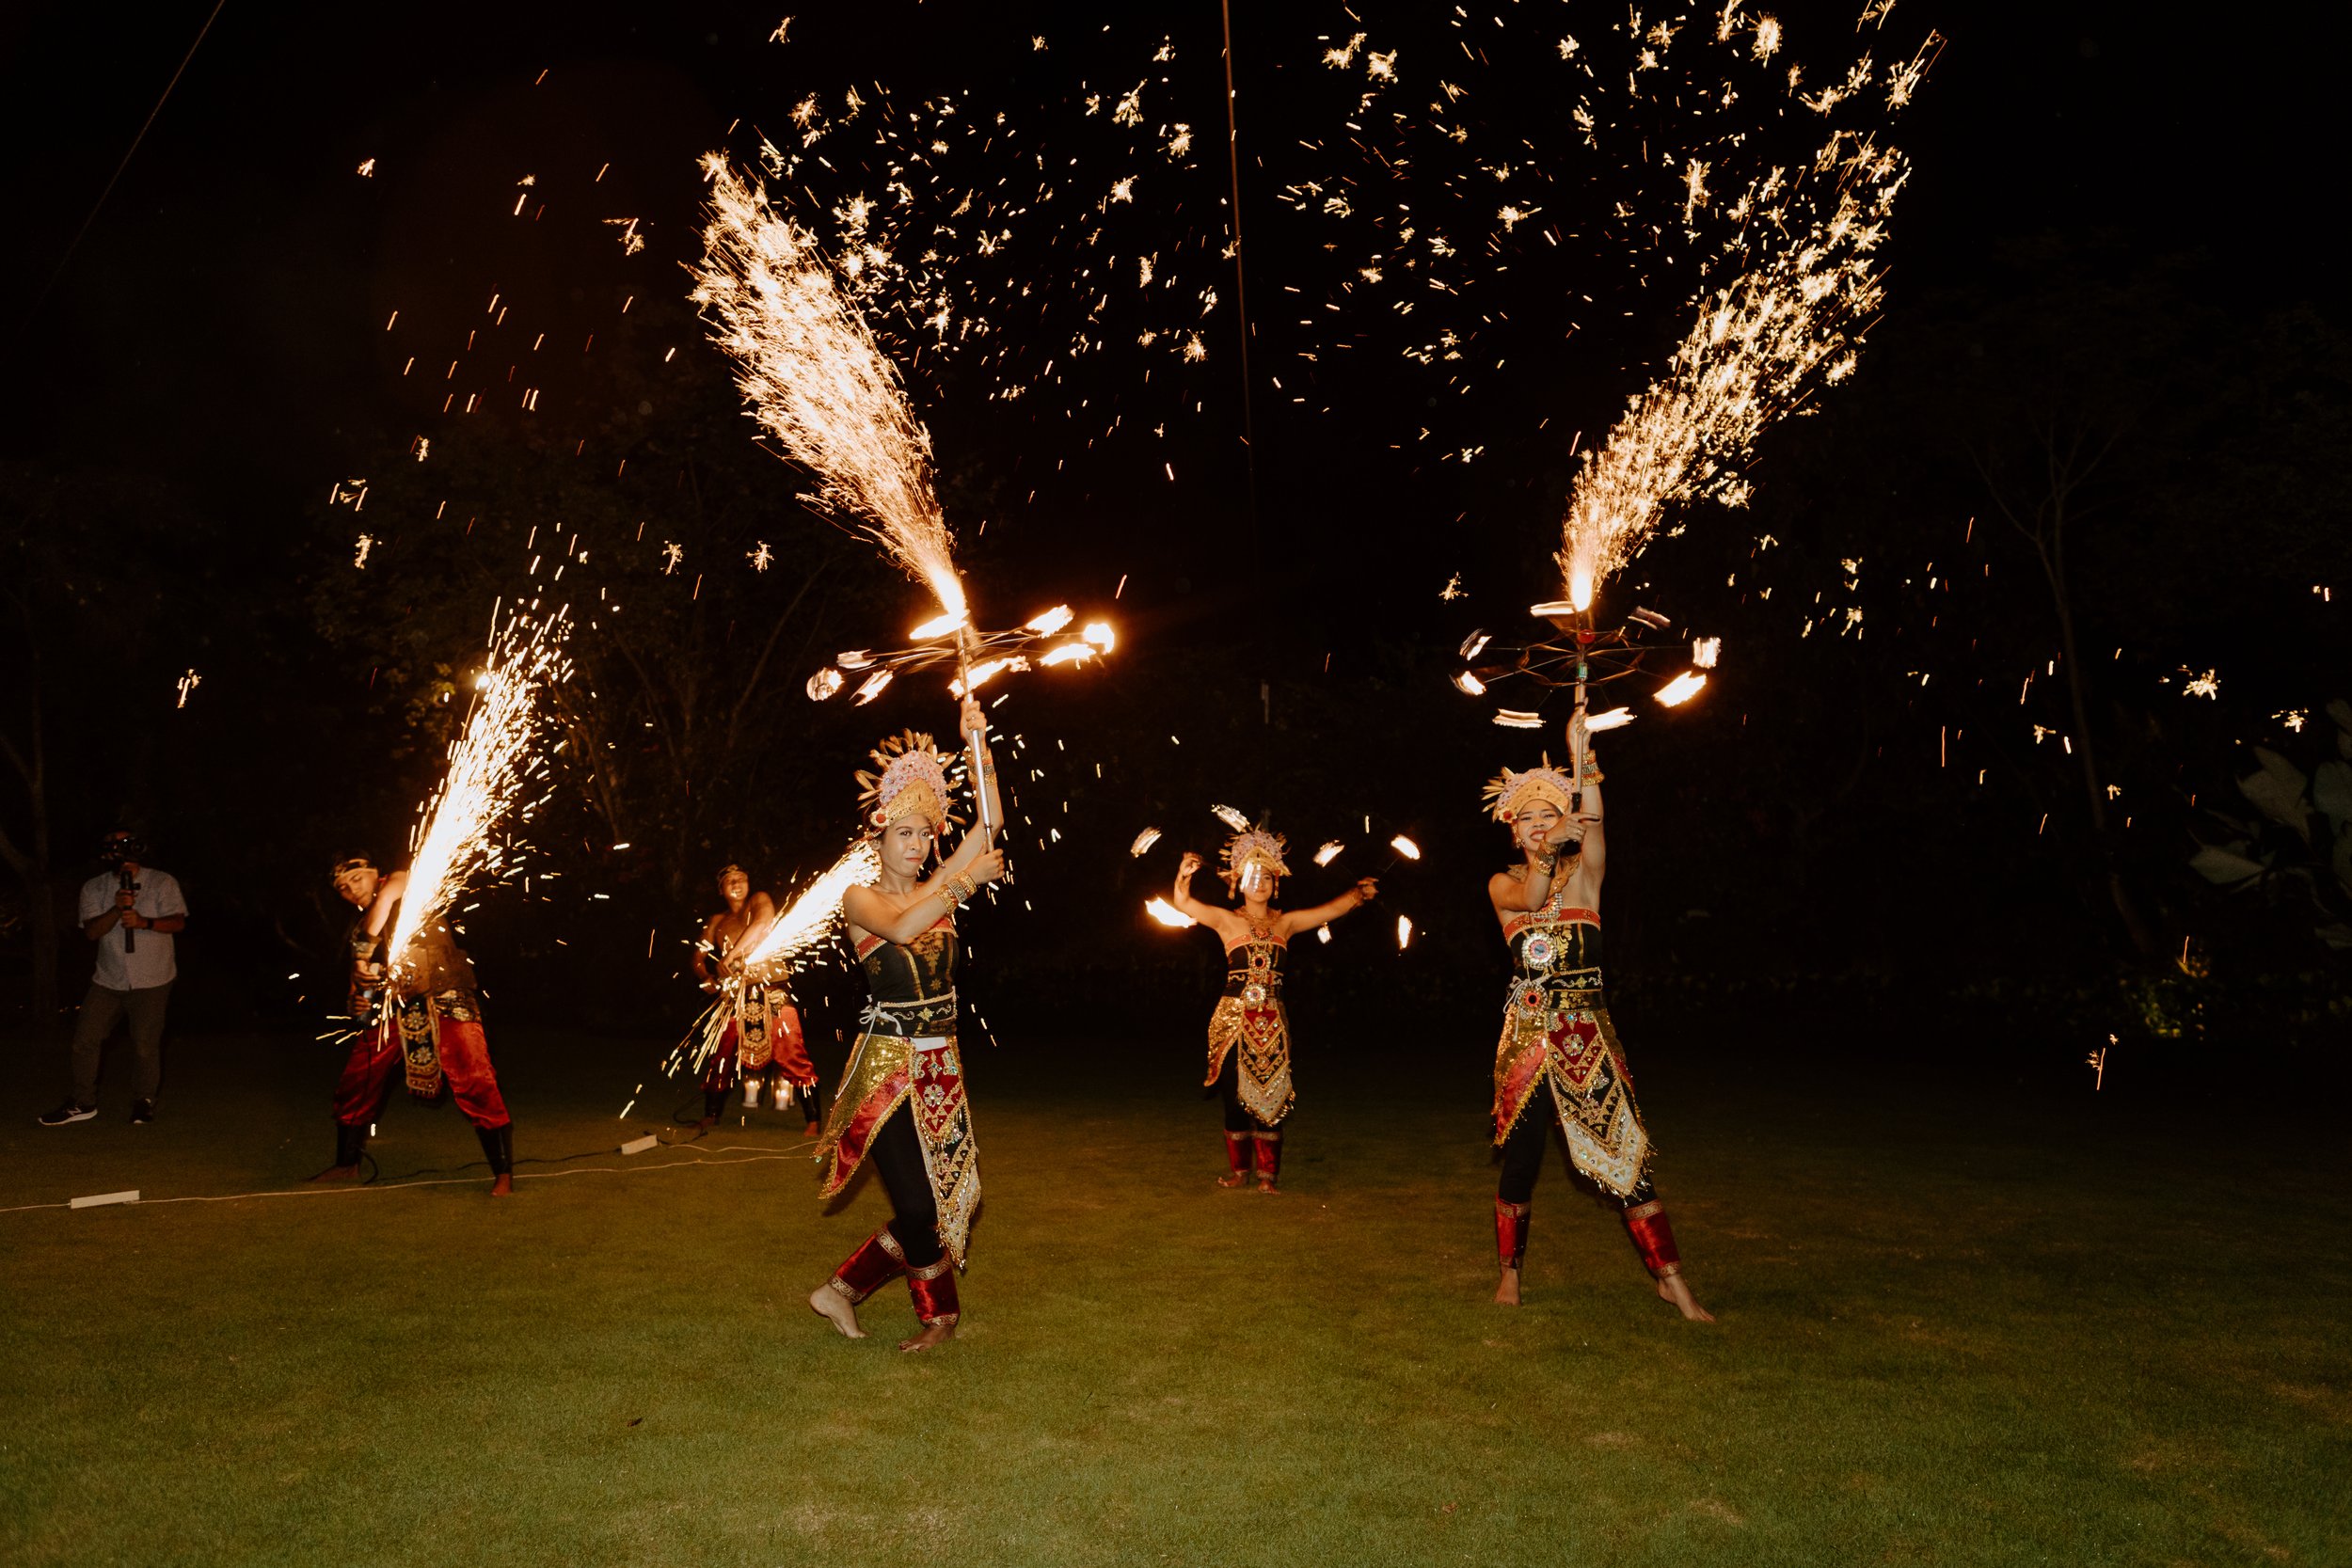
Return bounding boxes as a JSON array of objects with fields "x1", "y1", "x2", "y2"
[
  {"x1": 867, "y1": 1101, "x2": 945, "y2": 1269},
  {"x1": 1497, "y1": 1081, "x2": 1654, "y2": 1210},
  {"x1": 1216, "y1": 1051, "x2": 1276, "y2": 1134}
]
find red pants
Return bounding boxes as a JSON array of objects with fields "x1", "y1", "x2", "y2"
[{"x1": 335, "y1": 1016, "x2": 510, "y2": 1130}]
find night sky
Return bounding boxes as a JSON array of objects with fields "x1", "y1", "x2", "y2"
[{"x1": 2, "y1": 1, "x2": 2345, "y2": 1037}]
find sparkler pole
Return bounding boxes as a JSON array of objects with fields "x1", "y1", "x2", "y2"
[
  {"x1": 957, "y1": 628, "x2": 1009, "y2": 882},
  {"x1": 1571, "y1": 623, "x2": 1594, "y2": 810}
]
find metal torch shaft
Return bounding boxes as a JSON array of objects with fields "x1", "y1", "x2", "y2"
[{"x1": 957, "y1": 628, "x2": 1010, "y2": 883}]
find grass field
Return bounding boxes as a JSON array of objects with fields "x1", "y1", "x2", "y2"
[{"x1": 3, "y1": 1017, "x2": 2347, "y2": 1567}]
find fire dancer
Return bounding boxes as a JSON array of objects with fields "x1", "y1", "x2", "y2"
[
  {"x1": 1169, "y1": 826, "x2": 1379, "y2": 1194},
  {"x1": 311, "y1": 854, "x2": 515, "y2": 1196},
  {"x1": 692, "y1": 863, "x2": 822, "y2": 1132},
  {"x1": 1484, "y1": 718, "x2": 1711, "y2": 1320},
  {"x1": 807, "y1": 700, "x2": 1005, "y2": 1352}
]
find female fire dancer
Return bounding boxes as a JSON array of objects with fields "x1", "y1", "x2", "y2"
[
  {"x1": 1486, "y1": 713, "x2": 1711, "y2": 1320},
  {"x1": 693, "y1": 863, "x2": 822, "y2": 1133},
  {"x1": 1169, "y1": 825, "x2": 1378, "y2": 1193},
  {"x1": 312, "y1": 855, "x2": 515, "y2": 1196},
  {"x1": 806, "y1": 697, "x2": 1005, "y2": 1352}
]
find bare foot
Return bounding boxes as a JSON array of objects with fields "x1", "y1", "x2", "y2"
[
  {"x1": 1215, "y1": 1171, "x2": 1249, "y2": 1189},
  {"x1": 489, "y1": 1174, "x2": 514, "y2": 1196},
  {"x1": 1493, "y1": 1266, "x2": 1521, "y2": 1307},
  {"x1": 306, "y1": 1164, "x2": 361, "y2": 1183},
  {"x1": 898, "y1": 1320, "x2": 957, "y2": 1353},
  {"x1": 808, "y1": 1285, "x2": 866, "y2": 1339},
  {"x1": 1658, "y1": 1275, "x2": 1715, "y2": 1323},
  {"x1": 1256, "y1": 1179, "x2": 1282, "y2": 1195}
]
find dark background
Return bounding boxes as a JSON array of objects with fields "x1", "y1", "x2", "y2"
[{"x1": 2, "y1": 0, "x2": 2345, "y2": 1088}]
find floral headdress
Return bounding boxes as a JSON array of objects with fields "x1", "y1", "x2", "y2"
[
  {"x1": 855, "y1": 731, "x2": 962, "y2": 834},
  {"x1": 1219, "y1": 822, "x2": 1291, "y2": 894},
  {"x1": 1481, "y1": 756, "x2": 1581, "y2": 824}
]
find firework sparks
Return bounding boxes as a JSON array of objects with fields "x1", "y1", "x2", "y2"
[
  {"x1": 383, "y1": 610, "x2": 573, "y2": 982},
  {"x1": 691, "y1": 157, "x2": 966, "y2": 629},
  {"x1": 1556, "y1": 135, "x2": 1907, "y2": 608},
  {"x1": 748, "y1": 541, "x2": 774, "y2": 572},
  {"x1": 671, "y1": 841, "x2": 881, "y2": 1081},
  {"x1": 174, "y1": 670, "x2": 201, "y2": 708}
]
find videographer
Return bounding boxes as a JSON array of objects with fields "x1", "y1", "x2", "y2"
[{"x1": 38, "y1": 829, "x2": 188, "y2": 1127}]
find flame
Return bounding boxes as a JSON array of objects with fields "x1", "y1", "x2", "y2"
[
  {"x1": 1655, "y1": 671, "x2": 1708, "y2": 706},
  {"x1": 1493, "y1": 709, "x2": 1544, "y2": 729},
  {"x1": 850, "y1": 670, "x2": 894, "y2": 705},
  {"x1": 1038, "y1": 641, "x2": 1097, "y2": 668},
  {"x1": 1129, "y1": 827, "x2": 1164, "y2": 858},
  {"x1": 1144, "y1": 896, "x2": 1197, "y2": 928},
  {"x1": 1025, "y1": 604, "x2": 1074, "y2": 634},
  {"x1": 1454, "y1": 671, "x2": 1488, "y2": 696},
  {"x1": 385, "y1": 610, "x2": 572, "y2": 978},
  {"x1": 1082, "y1": 620, "x2": 1117, "y2": 651},
  {"x1": 911, "y1": 610, "x2": 968, "y2": 641},
  {"x1": 950, "y1": 656, "x2": 1025, "y2": 697},
  {"x1": 1395, "y1": 914, "x2": 1414, "y2": 950},
  {"x1": 1388, "y1": 834, "x2": 1422, "y2": 861},
  {"x1": 1313, "y1": 841, "x2": 1345, "y2": 867},
  {"x1": 1692, "y1": 636, "x2": 1722, "y2": 669},
  {"x1": 1583, "y1": 706, "x2": 1637, "y2": 732},
  {"x1": 1209, "y1": 804, "x2": 1251, "y2": 832},
  {"x1": 691, "y1": 157, "x2": 967, "y2": 628}
]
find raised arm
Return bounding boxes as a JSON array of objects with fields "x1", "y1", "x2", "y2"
[
  {"x1": 1169, "y1": 851, "x2": 1246, "y2": 940},
  {"x1": 1572, "y1": 782, "x2": 1605, "y2": 890},
  {"x1": 1278, "y1": 878, "x2": 1378, "y2": 939},
  {"x1": 842, "y1": 847, "x2": 1006, "y2": 946}
]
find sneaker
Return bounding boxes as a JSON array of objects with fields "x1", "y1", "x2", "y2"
[
  {"x1": 39, "y1": 1101, "x2": 98, "y2": 1126},
  {"x1": 130, "y1": 1099, "x2": 157, "y2": 1125}
]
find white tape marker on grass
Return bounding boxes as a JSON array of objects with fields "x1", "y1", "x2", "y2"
[{"x1": 70, "y1": 1190, "x2": 140, "y2": 1210}]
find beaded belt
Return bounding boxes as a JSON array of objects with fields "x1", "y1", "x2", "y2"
[
  {"x1": 1507, "y1": 978, "x2": 1604, "y2": 1017},
  {"x1": 863, "y1": 990, "x2": 957, "y2": 1044}
]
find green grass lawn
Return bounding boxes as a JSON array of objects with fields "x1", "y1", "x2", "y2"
[{"x1": 3, "y1": 1020, "x2": 2346, "y2": 1567}]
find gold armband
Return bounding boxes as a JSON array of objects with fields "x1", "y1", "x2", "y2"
[{"x1": 939, "y1": 874, "x2": 976, "y2": 907}]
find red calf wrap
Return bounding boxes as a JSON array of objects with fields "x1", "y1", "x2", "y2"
[
  {"x1": 1223, "y1": 1132, "x2": 1251, "y2": 1176},
  {"x1": 829, "y1": 1228, "x2": 907, "y2": 1303},
  {"x1": 1251, "y1": 1130, "x2": 1282, "y2": 1181},
  {"x1": 1623, "y1": 1199, "x2": 1682, "y2": 1278},
  {"x1": 1495, "y1": 1197, "x2": 1531, "y2": 1270},
  {"x1": 907, "y1": 1259, "x2": 961, "y2": 1325}
]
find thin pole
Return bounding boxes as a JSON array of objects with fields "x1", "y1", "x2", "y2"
[
  {"x1": 18, "y1": 0, "x2": 230, "y2": 336},
  {"x1": 1216, "y1": 0, "x2": 1259, "y2": 529}
]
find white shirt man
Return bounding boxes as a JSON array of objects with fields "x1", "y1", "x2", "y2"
[{"x1": 40, "y1": 832, "x2": 189, "y2": 1126}]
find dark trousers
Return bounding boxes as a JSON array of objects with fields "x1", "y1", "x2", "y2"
[
  {"x1": 866, "y1": 1101, "x2": 945, "y2": 1269},
  {"x1": 70, "y1": 982, "x2": 172, "y2": 1104},
  {"x1": 1497, "y1": 1080, "x2": 1656, "y2": 1211}
]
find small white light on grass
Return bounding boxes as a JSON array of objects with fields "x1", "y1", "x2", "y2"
[{"x1": 619, "y1": 1134, "x2": 660, "y2": 1155}]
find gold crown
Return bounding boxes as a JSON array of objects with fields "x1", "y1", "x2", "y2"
[
  {"x1": 854, "y1": 731, "x2": 963, "y2": 833},
  {"x1": 1220, "y1": 823, "x2": 1291, "y2": 891},
  {"x1": 1482, "y1": 757, "x2": 1580, "y2": 823}
]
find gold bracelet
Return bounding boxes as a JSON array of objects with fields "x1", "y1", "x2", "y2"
[{"x1": 939, "y1": 874, "x2": 976, "y2": 906}]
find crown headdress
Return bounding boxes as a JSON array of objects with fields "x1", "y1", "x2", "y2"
[
  {"x1": 1219, "y1": 822, "x2": 1291, "y2": 892},
  {"x1": 1482, "y1": 756, "x2": 1580, "y2": 824},
  {"x1": 854, "y1": 731, "x2": 963, "y2": 833}
]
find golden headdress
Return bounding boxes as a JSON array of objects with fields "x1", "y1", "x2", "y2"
[
  {"x1": 854, "y1": 731, "x2": 963, "y2": 833},
  {"x1": 1219, "y1": 821, "x2": 1291, "y2": 893},
  {"x1": 1482, "y1": 757, "x2": 1580, "y2": 823}
]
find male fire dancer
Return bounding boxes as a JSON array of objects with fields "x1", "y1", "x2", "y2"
[
  {"x1": 311, "y1": 854, "x2": 515, "y2": 1195},
  {"x1": 693, "y1": 863, "x2": 822, "y2": 1132}
]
